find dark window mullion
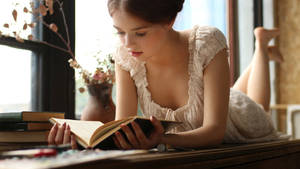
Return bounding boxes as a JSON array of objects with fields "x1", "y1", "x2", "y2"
[
  {"x1": 227, "y1": 0, "x2": 239, "y2": 86},
  {"x1": 41, "y1": 0, "x2": 75, "y2": 119},
  {"x1": 0, "y1": 37, "x2": 45, "y2": 53},
  {"x1": 254, "y1": 0, "x2": 264, "y2": 28}
]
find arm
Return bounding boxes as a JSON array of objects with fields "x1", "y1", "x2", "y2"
[
  {"x1": 48, "y1": 63, "x2": 138, "y2": 148},
  {"x1": 115, "y1": 63, "x2": 139, "y2": 120},
  {"x1": 113, "y1": 63, "x2": 165, "y2": 150},
  {"x1": 161, "y1": 49, "x2": 230, "y2": 148}
]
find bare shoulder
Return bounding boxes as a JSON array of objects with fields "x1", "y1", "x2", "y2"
[{"x1": 178, "y1": 28, "x2": 193, "y2": 39}]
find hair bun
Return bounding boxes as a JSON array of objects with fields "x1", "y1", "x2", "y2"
[{"x1": 108, "y1": 0, "x2": 186, "y2": 24}]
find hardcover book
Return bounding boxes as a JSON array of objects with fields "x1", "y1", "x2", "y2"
[
  {"x1": 0, "y1": 122, "x2": 52, "y2": 131},
  {"x1": 0, "y1": 111, "x2": 64, "y2": 122},
  {"x1": 49, "y1": 116, "x2": 180, "y2": 149},
  {"x1": 0, "y1": 131, "x2": 49, "y2": 143}
]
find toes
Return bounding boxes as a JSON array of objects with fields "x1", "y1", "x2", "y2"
[{"x1": 254, "y1": 27, "x2": 280, "y2": 45}]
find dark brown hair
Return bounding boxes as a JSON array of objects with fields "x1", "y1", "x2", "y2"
[{"x1": 107, "y1": 0, "x2": 185, "y2": 24}]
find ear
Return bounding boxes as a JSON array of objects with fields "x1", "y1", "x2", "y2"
[
  {"x1": 162, "y1": 18, "x2": 175, "y2": 31},
  {"x1": 167, "y1": 18, "x2": 176, "y2": 29}
]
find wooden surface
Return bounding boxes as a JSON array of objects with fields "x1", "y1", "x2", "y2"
[
  {"x1": 54, "y1": 139, "x2": 300, "y2": 169},
  {"x1": 1, "y1": 139, "x2": 300, "y2": 169}
]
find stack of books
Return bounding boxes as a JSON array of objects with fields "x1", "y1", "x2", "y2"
[{"x1": 0, "y1": 111, "x2": 64, "y2": 151}]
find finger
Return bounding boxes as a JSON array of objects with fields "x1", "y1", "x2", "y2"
[
  {"x1": 48, "y1": 123, "x2": 58, "y2": 145},
  {"x1": 55, "y1": 122, "x2": 66, "y2": 144},
  {"x1": 121, "y1": 124, "x2": 140, "y2": 148},
  {"x1": 112, "y1": 136, "x2": 122, "y2": 149},
  {"x1": 70, "y1": 134, "x2": 78, "y2": 149},
  {"x1": 63, "y1": 124, "x2": 71, "y2": 144},
  {"x1": 131, "y1": 121, "x2": 148, "y2": 146},
  {"x1": 115, "y1": 131, "x2": 132, "y2": 150},
  {"x1": 150, "y1": 116, "x2": 164, "y2": 134}
]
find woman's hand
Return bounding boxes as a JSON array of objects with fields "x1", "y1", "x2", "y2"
[
  {"x1": 48, "y1": 122, "x2": 78, "y2": 149},
  {"x1": 113, "y1": 116, "x2": 165, "y2": 150}
]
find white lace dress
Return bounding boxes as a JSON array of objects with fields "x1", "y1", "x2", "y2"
[{"x1": 114, "y1": 25, "x2": 287, "y2": 143}]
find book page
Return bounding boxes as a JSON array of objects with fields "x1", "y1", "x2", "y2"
[
  {"x1": 91, "y1": 118, "x2": 134, "y2": 147},
  {"x1": 50, "y1": 118, "x2": 103, "y2": 146}
]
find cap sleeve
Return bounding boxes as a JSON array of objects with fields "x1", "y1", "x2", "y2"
[{"x1": 194, "y1": 26, "x2": 228, "y2": 69}]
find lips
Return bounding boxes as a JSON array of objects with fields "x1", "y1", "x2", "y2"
[{"x1": 129, "y1": 51, "x2": 143, "y2": 57}]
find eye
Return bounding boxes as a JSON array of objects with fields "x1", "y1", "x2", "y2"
[
  {"x1": 116, "y1": 31, "x2": 125, "y2": 36},
  {"x1": 136, "y1": 32, "x2": 147, "y2": 37}
]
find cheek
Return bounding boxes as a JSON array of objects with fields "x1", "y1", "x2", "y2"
[{"x1": 141, "y1": 36, "x2": 163, "y2": 52}]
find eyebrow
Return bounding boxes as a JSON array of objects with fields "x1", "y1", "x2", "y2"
[{"x1": 113, "y1": 25, "x2": 150, "y2": 31}]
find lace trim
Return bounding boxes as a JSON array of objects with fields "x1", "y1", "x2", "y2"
[{"x1": 139, "y1": 25, "x2": 200, "y2": 119}]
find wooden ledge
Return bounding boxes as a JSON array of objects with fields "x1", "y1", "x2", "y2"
[
  {"x1": 2, "y1": 139, "x2": 300, "y2": 169},
  {"x1": 93, "y1": 139, "x2": 300, "y2": 169}
]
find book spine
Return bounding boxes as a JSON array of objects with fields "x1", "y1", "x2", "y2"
[
  {"x1": 0, "y1": 123, "x2": 28, "y2": 131},
  {"x1": 0, "y1": 122, "x2": 52, "y2": 131},
  {"x1": 0, "y1": 131, "x2": 49, "y2": 142},
  {"x1": 22, "y1": 112, "x2": 65, "y2": 122},
  {"x1": 0, "y1": 112, "x2": 22, "y2": 122}
]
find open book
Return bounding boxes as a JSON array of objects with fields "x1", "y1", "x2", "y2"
[{"x1": 49, "y1": 116, "x2": 180, "y2": 149}]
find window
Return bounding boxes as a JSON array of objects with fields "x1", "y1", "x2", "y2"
[
  {"x1": 236, "y1": 0, "x2": 276, "y2": 105},
  {"x1": 0, "y1": 46, "x2": 32, "y2": 112},
  {"x1": 0, "y1": 1, "x2": 34, "y2": 112},
  {"x1": 174, "y1": 0, "x2": 227, "y2": 36},
  {"x1": 0, "y1": 1, "x2": 75, "y2": 119},
  {"x1": 74, "y1": 0, "x2": 227, "y2": 117},
  {"x1": 237, "y1": 1, "x2": 255, "y2": 75}
]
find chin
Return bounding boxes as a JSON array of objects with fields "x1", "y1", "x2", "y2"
[{"x1": 136, "y1": 55, "x2": 151, "y2": 62}]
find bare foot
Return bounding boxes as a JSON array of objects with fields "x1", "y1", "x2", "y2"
[
  {"x1": 254, "y1": 27, "x2": 280, "y2": 47},
  {"x1": 268, "y1": 45, "x2": 284, "y2": 63}
]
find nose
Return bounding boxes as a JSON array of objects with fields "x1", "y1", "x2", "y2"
[{"x1": 124, "y1": 34, "x2": 135, "y2": 48}]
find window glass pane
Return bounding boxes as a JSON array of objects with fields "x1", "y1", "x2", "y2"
[
  {"x1": 0, "y1": 0, "x2": 33, "y2": 40},
  {"x1": 237, "y1": 1, "x2": 254, "y2": 74},
  {"x1": 0, "y1": 45, "x2": 32, "y2": 112},
  {"x1": 174, "y1": 0, "x2": 227, "y2": 36}
]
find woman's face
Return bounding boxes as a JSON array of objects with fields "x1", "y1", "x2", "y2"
[{"x1": 112, "y1": 8, "x2": 170, "y2": 61}]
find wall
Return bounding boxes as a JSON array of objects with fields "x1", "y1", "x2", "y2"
[
  {"x1": 275, "y1": 0, "x2": 300, "y2": 132},
  {"x1": 276, "y1": 0, "x2": 300, "y2": 103}
]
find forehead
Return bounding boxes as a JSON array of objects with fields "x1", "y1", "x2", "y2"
[{"x1": 112, "y1": 9, "x2": 151, "y2": 30}]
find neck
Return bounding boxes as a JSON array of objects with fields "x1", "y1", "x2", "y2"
[{"x1": 147, "y1": 29, "x2": 186, "y2": 66}]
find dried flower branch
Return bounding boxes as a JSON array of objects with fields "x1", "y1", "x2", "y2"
[{"x1": 1, "y1": 0, "x2": 115, "y2": 93}]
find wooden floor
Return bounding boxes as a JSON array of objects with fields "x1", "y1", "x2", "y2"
[{"x1": 59, "y1": 139, "x2": 300, "y2": 169}]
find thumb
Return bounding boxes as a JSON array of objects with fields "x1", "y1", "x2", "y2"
[
  {"x1": 150, "y1": 116, "x2": 164, "y2": 134},
  {"x1": 70, "y1": 134, "x2": 78, "y2": 149}
]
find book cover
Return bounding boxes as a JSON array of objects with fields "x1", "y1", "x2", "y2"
[
  {"x1": 49, "y1": 116, "x2": 180, "y2": 149},
  {"x1": 0, "y1": 111, "x2": 64, "y2": 122}
]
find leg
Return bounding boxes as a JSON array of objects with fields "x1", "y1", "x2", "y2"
[
  {"x1": 233, "y1": 27, "x2": 281, "y2": 112},
  {"x1": 232, "y1": 62, "x2": 252, "y2": 94},
  {"x1": 233, "y1": 45, "x2": 283, "y2": 94}
]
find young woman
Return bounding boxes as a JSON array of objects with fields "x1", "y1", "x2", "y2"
[{"x1": 48, "y1": 0, "x2": 286, "y2": 149}]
